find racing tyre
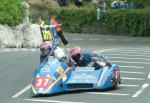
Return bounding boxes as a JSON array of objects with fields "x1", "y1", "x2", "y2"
[{"x1": 112, "y1": 82, "x2": 120, "y2": 89}]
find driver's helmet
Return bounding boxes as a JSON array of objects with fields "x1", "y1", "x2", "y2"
[
  {"x1": 54, "y1": 47, "x2": 66, "y2": 60},
  {"x1": 70, "y1": 47, "x2": 83, "y2": 64},
  {"x1": 40, "y1": 42, "x2": 53, "y2": 55}
]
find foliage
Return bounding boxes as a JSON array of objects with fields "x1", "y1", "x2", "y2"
[
  {"x1": 0, "y1": 0, "x2": 24, "y2": 26},
  {"x1": 102, "y1": 9, "x2": 150, "y2": 36},
  {"x1": 57, "y1": 8, "x2": 150, "y2": 36}
]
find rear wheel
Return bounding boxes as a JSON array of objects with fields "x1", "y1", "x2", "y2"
[{"x1": 112, "y1": 81, "x2": 120, "y2": 89}]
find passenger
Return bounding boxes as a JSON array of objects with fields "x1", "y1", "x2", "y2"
[{"x1": 40, "y1": 42, "x2": 53, "y2": 63}]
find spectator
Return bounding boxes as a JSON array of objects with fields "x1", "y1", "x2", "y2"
[
  {"x1": 35, "y1": 16, "x2": 44, "y2": 27},
  {"x1": 96, "y1": 0, "x2": 106, "y2": 12},
  {"x1": 57, "y1": 0, "x2": 68, "y2": 7},
  {"x1": 111, "y1": 0, "x2": 124, "y2": 9},
  {"x1": 111, "y1": 0, "x2": 144, "y2": 9},
  {"x1": 74, "y1": 0, "x2": 83, "y2": 7},
  {"x1": 50, "y1": 15, "x2": 68, "y2": 45},
  {"x1": 122, "y1": 0, "x2": 134, "y2": 9}
]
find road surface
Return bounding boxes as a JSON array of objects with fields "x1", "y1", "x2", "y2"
[{"x1": 0, "y1": 34, "x2": 150, "y2": 103}]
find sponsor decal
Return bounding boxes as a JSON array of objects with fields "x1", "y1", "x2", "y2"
[
  {"x1": 41, "y1": 67, "x2": 50, "y2": 73},
  {"x1": 54, "y1": 72, "x2": 61, "y2": 79},
  {"x1": 115, "y1": 70, "x2": 120, "y2": 80},
  {"x1": 41, "y1": 29, "x2": 53, "y2": 41},
  {"x1": 72, "y1": 73, "x2": 97, "y2": 81},
  {"x1": 55, "y1": 66, "x2": 67, "y2": 82}
]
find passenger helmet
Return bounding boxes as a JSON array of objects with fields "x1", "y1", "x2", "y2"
[{"x1": 40, "y1": 42, "x2": 53, "y2": 55}]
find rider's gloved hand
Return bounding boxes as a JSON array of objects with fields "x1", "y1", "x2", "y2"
[
  {"x1": 106, "y1": 62, "x2": 111, "y2": 66},
  {"x1": 72, "y1": 65, "x2": 76, "y2": 71},
  {"x1": 88, "y1": 62, "x2": 95, "y2": 67}
]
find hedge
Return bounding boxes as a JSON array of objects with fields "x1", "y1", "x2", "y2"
[
  {"x1": 0, "y1": 0, "x2": 24, "y2": 26},
  {"x1": 57, "y1": 8, "x2": 150, "y2": 36}
]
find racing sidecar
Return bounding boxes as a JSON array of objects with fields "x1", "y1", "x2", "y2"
[{"x1": 31, "y1": 57, "x2": 121, "y2": 95}]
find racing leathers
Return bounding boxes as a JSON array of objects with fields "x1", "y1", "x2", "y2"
[
  {"x1": 75, "y1": 51, "x2": 111, "y2": 70},
  {"x1": 40, "y1": 42, "x2": 53, "y2": 63}
]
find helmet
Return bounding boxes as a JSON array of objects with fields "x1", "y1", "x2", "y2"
[
  {"x1": 70, "y1": 47, "x2": 83, "y2": 63},
  {"x1": 54, "y1": 47, "x2": 65, "y2": 60},
  {"x1": 40, "y1": 42, "x2": 53, "y2": 55}
]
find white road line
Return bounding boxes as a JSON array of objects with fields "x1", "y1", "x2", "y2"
[
  {"x1": 21, "y1": 48, "x2": 28, "y2": 51},
  {"x1": 117, "y1": 49, "x2": 150, "y2": 53},
  {"x1": 12, "y1": 84, "x2": 31, "y2": 98},
  {"x1": 122, "y1": 77, "x2": 145, "y2": 80},
  {"x1": 116, "y1": 52, "x2": 150, "y2": 55},
  {"x1": 120, "y1": 84, "x2": 139, "y2": 87},
  {"x1": 90, "y1": 39, "x2": 102, "y2": 41},
  {"x1": 0, "y1": 49, "x2": 11, "y2": 52},
  {"x1": 148, "y1": 72, "x2": 150, "y2": 79},
  {"x1": 110, "y1": 57, "x2": 150, "y2": 61},
  {"x1": 120, "y1": 71, "x2": 145, "y2": 74},
  {"x1": 119, "y1": 65, "x2": 144, "y2": 69},
  {"x1": 125, "y1": 47, "x2": 150, "y2": 50},
  {"x1": 3, "y1": 49, "x2": 10, "y2": 51},
  {"x1": 30, "y1": 49, "x2": 37, "y2": 51},
  {"x1": 106, "y1": 39, "x2": 117, "y2": 41},
  {"x1": 123, "y1": 39, "x2": 134, "y2": 41},
  {"x1": 105, "y1": 54, "x2": 150, "y2": 58},
  {"x1": 112, "y1": 61, "x2": 150, "y2": 65},
  {"x1": 96, "y1": 49, "x2": 118, "y2": 53},
  {"x1": 24, "y1": 99, "x2": 86, "y2": 103},
  {"x1": 88, "y1": 92, "x2": 131, "y2": 96},
  {"x1": 132, "y1": 83, "x2": 149, "y2": 97},
  {"x1": 0, "y1": 49, "x2": 38, "y2": 52},
  {"x1": 72, "y1": 38, "x2": 83, "y2": 41}
]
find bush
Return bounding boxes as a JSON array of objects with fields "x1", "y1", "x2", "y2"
[
  {"x1": 0, "y1": 0, "x2": 24, "y2": 26},
  {"x1": 57, "y1": 8, "x2": 150, "y2": 36},
  {"x1": 101, "y1": 9, "x2": 150, "y2": 36},
  {"x1": 59, "y1": 9, "x2": 96, "y2": 33}
]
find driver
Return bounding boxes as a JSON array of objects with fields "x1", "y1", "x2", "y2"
[{"x1": 70, "y1": 47, "x2": 111, "y2": 70}]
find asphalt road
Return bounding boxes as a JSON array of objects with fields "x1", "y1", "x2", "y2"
[{"x1": 0, "y1": 34, "x2": 150, "y2": 103}]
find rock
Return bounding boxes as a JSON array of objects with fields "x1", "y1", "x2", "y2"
[{"x1": 0, "y1": 24, "x2": 23, "y2": 48}]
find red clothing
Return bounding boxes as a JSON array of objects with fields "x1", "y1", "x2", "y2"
[{"x1": 51, "y1": 18, "x2": 62, "y2": 32}]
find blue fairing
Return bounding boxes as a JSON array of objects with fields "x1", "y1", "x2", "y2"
[{"x1": 31, "y1": 57, "x2": 121, "y2": 95}]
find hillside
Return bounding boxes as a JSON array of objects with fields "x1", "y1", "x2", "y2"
[{"x1": 27, "y1": 0, "x2": 150, "y2": 36}]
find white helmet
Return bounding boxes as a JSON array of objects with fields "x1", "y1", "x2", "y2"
[{"x1": 54, "y1": 47, "x2": 65, "y2": 60}]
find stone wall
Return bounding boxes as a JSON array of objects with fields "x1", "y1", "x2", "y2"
[{"x1": 0, "y1": 24, "x2": 42, "y2": 48}]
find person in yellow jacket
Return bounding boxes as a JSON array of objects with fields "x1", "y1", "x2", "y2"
[
  {"x1": 50, "y1": 15, "x2": 68, "y2": 45},
  {"x1": 35, "y1": 16, "x2": 44, "y2": 27},
  {"x1": 35, "y1": 16, "x2": 53, "y2": 43}
]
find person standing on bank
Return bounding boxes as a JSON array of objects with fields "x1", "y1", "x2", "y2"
[
  {"x1": 50, "y1": 15, "x2": 69, "y2": 45},
  {"x1": 35, "y1": 16, "x2": 44, "y2": 27}
]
